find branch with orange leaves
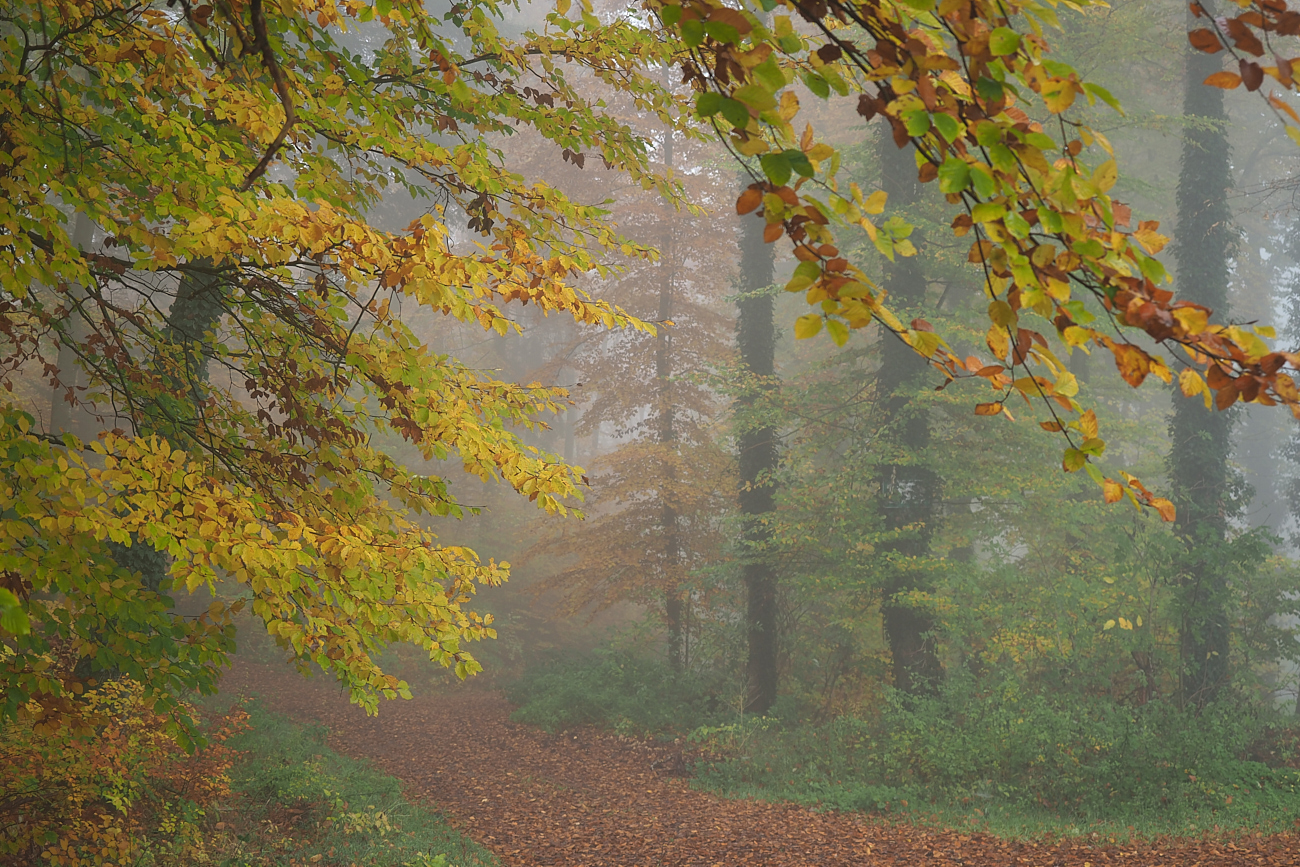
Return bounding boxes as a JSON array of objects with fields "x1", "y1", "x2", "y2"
[{"x1": 651, "y1": 0, "x2": 1299, "y2": 521}]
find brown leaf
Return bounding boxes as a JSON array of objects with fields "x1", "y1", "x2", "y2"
[
  {"x1": 736, "y1": 187, "x2": 763, "y2": 215},
  {"x1": 1188, "y1": 28, "x2": 1224, "y2": 53},
  {"x1": 1240, "y1": 59, "x2": 1266, "y2": 91},
  {"x1": 1227, "y1": 17, "x2": 1266, "y2": 56}
]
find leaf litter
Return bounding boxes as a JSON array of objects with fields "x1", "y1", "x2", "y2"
[{"x1": 222, "y1": 660, "x2": 1300, "y2": 867}]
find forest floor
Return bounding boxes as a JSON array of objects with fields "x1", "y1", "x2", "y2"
[{"x1": 220, "y1": 659, "x2": 1300, "y2": 867}]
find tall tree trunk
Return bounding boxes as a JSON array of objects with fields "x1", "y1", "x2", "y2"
[
  {"x1": 658, "y1": 127, "x2": 686, "y2": 671},
  {"x1": 1170, "y1": 14, "x2": 1236, "y2": 709},
  {"x1": 876, "y1": 136, "x2": 942, "y2": 696},
  {"x1": 736, "y1": 181, "x2": 779, "y2": 712}
]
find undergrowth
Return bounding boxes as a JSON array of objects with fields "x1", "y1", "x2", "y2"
[
  {"x1": 509, "y1": 651, "x2": 1300, "y2": 840},
  {"x1": 504, "y1": 649, "x2": 734, "y2": 736},
  {"x1": 210, "y1": 701, "x2": 497, "y2": 867},
  {"x1": 0, "y1": 685, "x2": 495, "y2": 867}
]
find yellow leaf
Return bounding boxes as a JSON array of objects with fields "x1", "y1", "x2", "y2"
[
  {"x1": 1093, "y1": 159, "x2": 1118, "y2": 193},
  {"x1": 1172, "y1": 307, "x2": 1208, "y2": 335},
  {"x1": 794, "y1": 314, "x2": 823, "y2": 340},
  {"x1": 1078, "y1": 409, "x2": 1099, "y2": 439},
  {"x1": 1179, "y1": 368, "x2": 1205, "y2": 397}
]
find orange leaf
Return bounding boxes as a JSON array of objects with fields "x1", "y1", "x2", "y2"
[
  {"x1": 1269, "y1": 93, "x2": 1300, "y2": 123},
  {"x1": 736, "y1": 187, "x2": 763, "y2": 215},
  {"x1": 1152, "y1": 497, "x2": 1176, "y2": 522},
  {"x1": 1203, "y1": 71, "x2": 1242, "y2": 88},
  {"x1": 1103, "y1": 478, "x2": 1123, "y2": 504},
  {"x1": 974, "y1": 402, "x2": 1003, "y2": 416},
  {"x1": 1188, "y1": 28, "x2": 1224, "y2": 53}
]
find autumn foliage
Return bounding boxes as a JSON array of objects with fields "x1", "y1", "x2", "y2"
[{"x1": 0, "y1": 670, "x2": 244, "y2": 866}]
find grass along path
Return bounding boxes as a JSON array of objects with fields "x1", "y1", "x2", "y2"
[{"x1": 220, "y1": 659, "x2": 1300, "y2": 867}]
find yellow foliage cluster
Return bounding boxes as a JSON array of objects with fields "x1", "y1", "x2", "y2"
[{"x1": 0, "y1": 670, "x2": 244, "y2": 866}]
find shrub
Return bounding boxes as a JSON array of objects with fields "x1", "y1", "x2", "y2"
[
  {"x1": 505, "y1": 649, "x2": 734, "y2": 735},
  {"x1": 0, "y1": 678, "x2": 243, "y2": 865}
]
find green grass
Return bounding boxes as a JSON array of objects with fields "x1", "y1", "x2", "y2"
[{"x1": 208, "y1": 701, "x2": 497, "y2": 867}]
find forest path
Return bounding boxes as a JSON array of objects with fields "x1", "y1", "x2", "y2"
[{"x1": 221, "y1": 659, "x2": 1300, "y2": 867}]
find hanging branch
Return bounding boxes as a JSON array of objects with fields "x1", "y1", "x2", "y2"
[{"x1": 239, "y1": 0, "x2": 296, "y2": 191}]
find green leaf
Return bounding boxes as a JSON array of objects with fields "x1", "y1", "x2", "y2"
[
  {"x1": 1083, "y1": 82, "x2": 1124, "y2": 113},
  {"x1": 937, "y1": 158, "x2": 970, "y2": 193},
  {"x1": 784, "y1": 149, "x2": 815, "y2": 178},
  {"x1": 801, "y1": 70, "x2": 830, "y2": 99},
  {"x1": 696, "y1": 92, "x2": 723, "y2": 117},
  {"x1": 0, "y1": 587, "x2": 28, "y2": 635},
  {"x1": 988, "y1": 27, "x2": 1021, "y2": 56},
  {"x1": 1139, "y1": 255, "x2": 1167, "y2": 283},
  {"x1": 680, "y1": 19, "x2": 704, "y2": 46},
  {"x1": 932, "y1": 112, "x2": 962, "y2": 143},
  {"x1": 733, "y1": 83, "x2": 777, "y2": 112},
  {"x1": 719, "y1": 98, "x2": 750, "y2": 129},
  {"x1": 825, "y1": 318, "x2": 849, "y2": 346},
  {"x1": 970, "y1": 164, "x2": 997, "y2": 198},
  {"x1": 975, "y1": 77, "x2": 1004, "y2": 102},
  {"x1": 1004, "y1": 208, "x2": 1031, "y2": 238},
  {"x1": 760, "y1": 152, "x2": 793, "y2": 186},
  {"x1": 904, "y1": 110, "x2": 932, "y2": 137},
  {"x1": 753, "y1": 56, "x2": 787, "y2": 93},
  {"x1": 660, "y1": 4, "x2": 682, "y2": 25},
  {"x1": 703, "y1": 21, "x2": 740, "y2": 43}
]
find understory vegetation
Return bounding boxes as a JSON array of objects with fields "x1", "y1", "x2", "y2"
[
  {"x1": 0, "y1": 691, "x2": 493, "y2": 867},
  {"x1": 509, "y1": 653, "x2": 1300, "y2": 839}
]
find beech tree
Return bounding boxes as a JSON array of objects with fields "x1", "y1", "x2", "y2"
[
  {"x1": 0, "y1": 0, "x2": 680, "y2": 727},
  {"x1": 651, "y1": 0, "x2": 1300, "y2": 510}
]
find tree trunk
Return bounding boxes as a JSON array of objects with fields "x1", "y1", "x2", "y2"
[
  {"x1": 658, "y1": 127, "x2": 686, "y2": 671},
  {"x1": 736, "y1": 181, "x2": 779, "y2": 713},
  {"x1": 49, "y1": 213, "x2": 96, "y2": 438},
  {"x1": 876, "y1": 135, "x2": 942, "y2": 696},
  {"x1": 1170, "y1": 14, "x2": 1236, "y2": 709}
]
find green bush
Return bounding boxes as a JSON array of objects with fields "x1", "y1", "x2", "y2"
[
  {"x1": 505, "y1": 650, "x2": 734, "y2": 735},
  {"x1": 692, "y1": 670, "x2": 1300, "y2": 837}
]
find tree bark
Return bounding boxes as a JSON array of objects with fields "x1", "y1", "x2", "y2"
[
  {"x1": 658, "y1": 127, "x2": 686, "y2": 671},
  {"x1": 1170, "y1": 13, "x2": 1236, "y2": 709},
  {"x1": 736, "y1": 181, "x2": 779, "y2": 713},
  {"x1": 49, "y1": 213, "x2": 95, "y2": 438},
  {"x1": 875, "y1": 136, "x2": 943, "y2": 696}
]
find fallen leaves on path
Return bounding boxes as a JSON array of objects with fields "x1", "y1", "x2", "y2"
[{"x1": 222, "y1": 660, "x2": 1300, "y2": 867}]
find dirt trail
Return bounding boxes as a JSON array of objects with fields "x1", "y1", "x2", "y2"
[{"x1": 221, "y1": 660, "x2": 1300, "y2": 867}]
